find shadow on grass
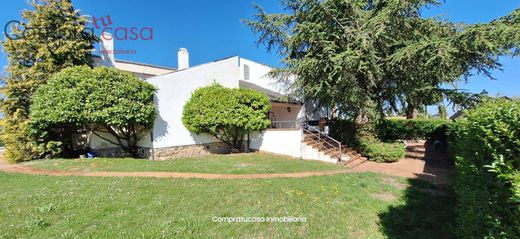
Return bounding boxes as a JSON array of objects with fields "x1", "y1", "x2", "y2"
[{"x1": 379, "y1": 179, "x2": 456, "y2": 239}]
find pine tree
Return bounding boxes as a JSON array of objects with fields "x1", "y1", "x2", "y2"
[
  {"x1": 245, "y1": 0, "x2": 520, "y2": 136},
  {"x1": 1, "y1": 0, "x2": 97, "y2": 162}
]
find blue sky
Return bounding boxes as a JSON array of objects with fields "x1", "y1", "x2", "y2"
[{"x1": 1, "y1": 0, "x2": 519, "y2": 101}]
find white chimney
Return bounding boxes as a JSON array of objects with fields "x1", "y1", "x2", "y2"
[
  {"x1": 100, "y1": 32, "x2": 115, "y2": 66},
  {"x1": 178, "y1": 48, "x2": 189, "y2": 70}
]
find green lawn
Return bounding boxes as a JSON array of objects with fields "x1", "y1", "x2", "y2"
[
  {"x1": 0, "y1": 171, "x2": 454, "y2": 238},
  {"x1": 22, "y1": 152, "x2": 344, "y2": 174}
]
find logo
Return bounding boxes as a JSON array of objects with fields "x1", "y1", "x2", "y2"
[
  {"x1": 3, "y1": 19, "x2": 96, "y2": 41},
  {"x1": 3, "y1": 14, "x2": 154, "y2": 42},
  {"x1": 92, "y1": 15, "x2": 153, "y2": 41},
  {"x1": 3, "y1": 14, "x2": 154, "y2": 55},
  {"x1": 3, "y1": 20, "x2": 27, "y2": 40}
]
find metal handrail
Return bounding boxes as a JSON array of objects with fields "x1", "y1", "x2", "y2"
[
  {"x1": 304, "y1": 129, "x2": 341, "y2": 150},
  {"x1": 269, "y1": 120, "x2": 301, "y2": 129},
  {"x1": 303, "y1": 125, "x2": 343, "y2": 159}
]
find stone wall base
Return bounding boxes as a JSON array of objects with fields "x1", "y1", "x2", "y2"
[
  {"x1": 94, "y1": 142, "x2": 251, "y2": 161},
  {"x1": 153, "y1": 142, "x2": 247, "y2": 161},
  {"x1": 94, "y1": 147, "x2": 152, "y2": 159}
]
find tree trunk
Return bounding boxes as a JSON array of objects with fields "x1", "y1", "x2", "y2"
[
  {"x1": 331, "y1": 102, "x2": 337, "y2": 119},
  {"x1": 355, "y1": 109, "x2": 369, "y2": 125},
  {"x1": 406, "y1": 107, "x2": 418, "y2": 119},
  {"x1": 406, "y1": 99, "x2": 419, "y2": 119},
  {"x1": 354, "y1": 101, "x2": 374, "y2": 138}
]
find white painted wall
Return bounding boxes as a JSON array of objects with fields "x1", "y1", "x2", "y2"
[
  {"x1": 239, "y1": 58, "x2": 292, "y2": 95},
  {"x1": 270, "y1": 103, "x2": 303, "y2": 122},
  {"x1": 148, "y1": 56, "x2": 241, "y2": 148},
  {"x1": 250, "y1": 129, "x2": 302, "y2": 157}
]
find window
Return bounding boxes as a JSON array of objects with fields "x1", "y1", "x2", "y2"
[{"x1": 244, "y1": 64, "x2": 250, "y2": 80}]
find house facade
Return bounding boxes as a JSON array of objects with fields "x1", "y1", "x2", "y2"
[
  {"x1": 92, "y1": 35, "x2": 340, "y2": 163},
  {"x1": 148, "y1": 51, "x2": 313, "y2": 160}
]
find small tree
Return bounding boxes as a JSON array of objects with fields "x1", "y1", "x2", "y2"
[
  {"x1": 30, "y1": 66, "x2": 156, "y2": 158},
  {"x1": 87, "y1": 67, "x2": 157, "y2": 157},
  {"x1": 182, "y1": 84, "x2": 271, "y2": 151}
]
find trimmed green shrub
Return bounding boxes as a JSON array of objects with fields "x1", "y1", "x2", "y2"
[
  {"x1": 451, "y1": 98, "x2": 520, "y2": 238},
  {"x1": 329, "y1": 119, "x2": 357, "y2": 146},
  {"x1": 330, "y1": 119, "x2": 405, "y2": 162},
  {"x1": 377, "y1": 118, "x2": 451, "y2": 140},
  {"x1": 182, "y1": 84, "x2": 271, "y2": 151},
  {"x1": 358, "y1": 136, "x2": 406, "y2": 163},
  {"x1": 30, "y1": 66, "x2": 156, "y2": 158}
]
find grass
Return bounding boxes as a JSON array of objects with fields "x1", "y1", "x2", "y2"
[
  {"x1": 0, "y1": 171, "x2": 455, "y2": 238},
  {"x1": 22, "y1": 152, "x2": 344, "y2": 174}
]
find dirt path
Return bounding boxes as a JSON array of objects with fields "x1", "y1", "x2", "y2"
[
  {"x1": 0, "y1": 144, "x2": 453, "y2": 184},
  {"x1": 350, "y1": 141, "x2": 454, "y2": 185},
  {"x1": 0, "y1": 155, "x2": 350, "y2": 179}
]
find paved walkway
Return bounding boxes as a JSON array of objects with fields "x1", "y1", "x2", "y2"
[
  {"x1": 0, "y1": 143, "x2": 453, "y2": 184},
  {"x1": 350, "y1": 141, "x2": 454, "y2": 185}
]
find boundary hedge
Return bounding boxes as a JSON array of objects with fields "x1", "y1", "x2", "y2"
[
  {"x1": 377, "y1": 118, "x2": 450, "y2": 141},
  {"x1": 451, "y1": 98, "x2": 519, "y2": 238}
]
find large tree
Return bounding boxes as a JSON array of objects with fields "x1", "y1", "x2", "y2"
[
  {"x1": 245, "y1": 0, "x2": 520, "y2": 135},
  {"x1": 1, "y1": 0, "x2": 98, "y2": 162}
]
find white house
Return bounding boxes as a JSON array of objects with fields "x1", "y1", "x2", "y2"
[{"x1": 92, "y1": 35, "x2": 342, "y2": 163}]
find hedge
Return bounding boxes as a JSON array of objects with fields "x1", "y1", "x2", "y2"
[
  {"x1": 329, "y1": 120, "x2": 405, "y2": 162},
  {"x1": 450, "y1": 98, "x2": 520, "y2": 238},
  {"x1": 377, "y1": 118, "x2": 451, "y2": 141},
  {"x1": 329, "y1": 119, "x2": 357, "y2": 146}
]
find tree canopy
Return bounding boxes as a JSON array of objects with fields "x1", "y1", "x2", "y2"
[
  {"x1": 245, "y1": 0, "x2": 520, "y2": 134},
  {"x1": 1, "y1": 0, "x2": 97, "y2": 162},
  {"x1": 30, "y1": 66, "x2": 156, "y2": 158},
  {"x1": 182, "y1": 84, "x2": 271, "y2": 151}
]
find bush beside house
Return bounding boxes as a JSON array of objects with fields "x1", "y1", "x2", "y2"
[
  {"x1": 182, "y1": 84, "x2": 271, "y2": 152},
  {"x1": 450, "y1": 99, "x2": 520, "y2": 238},
  {"x1": 30, "y1": 66, "x2": 156, "y2": 158}
]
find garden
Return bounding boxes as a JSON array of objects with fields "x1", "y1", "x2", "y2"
[
  {"x1": 0, "y1": 168, "x2": 455, "y2": 238},
  {"x1": 0, "y1": 0, "x2": 519, "y2": 238}
]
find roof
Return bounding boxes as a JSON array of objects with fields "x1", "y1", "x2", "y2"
[
  {"x1": 449, "y1": 110, "x2": 464, "y2": 120},
  {"x1": 239, "y1": 80, "x2": 301, "y2": 104},
  {"x1": 92, "y1": 55, "x2": 176, "y2": 71},
  {"x1": 239, "y1": 80, "x2": 284, "y2": 100}
]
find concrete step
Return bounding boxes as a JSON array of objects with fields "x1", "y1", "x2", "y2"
[
  {"x1": 302, "y1": 133, "x2": 352, "y2": 164},
  {"x1": 344, "y1": 156, "x2": 368, "y2": 168}
]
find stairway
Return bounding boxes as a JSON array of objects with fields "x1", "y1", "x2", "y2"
[
  {"x1": 341, "y1": 149, "x2": 369, "y2": 168},
  {"x1": 302, "y1": 130, "x2": 368, "y2": 167}
]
